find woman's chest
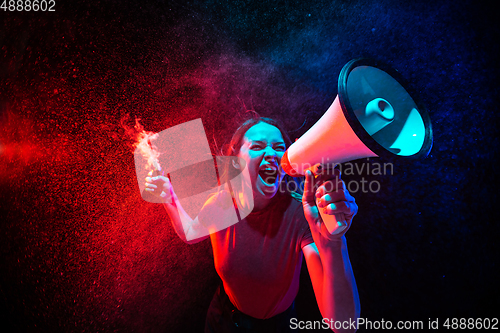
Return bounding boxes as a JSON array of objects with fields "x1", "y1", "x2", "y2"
[{"x1": 212, "y1": 220, "x2": 300, "y2": 284}]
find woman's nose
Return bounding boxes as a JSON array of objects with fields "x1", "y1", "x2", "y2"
[{"x1": 263, "y1": 146, "x2": 279, "y2": 160}]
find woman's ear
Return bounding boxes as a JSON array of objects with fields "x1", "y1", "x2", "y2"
[{"x1": 232, "y1": 159, "x2": 240, "y2": 169}]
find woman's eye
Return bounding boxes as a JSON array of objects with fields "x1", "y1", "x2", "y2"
[
  {"x1": 250, "y1": 145, "x2": 263, "y2": 150},
  {"x1": 275, "y1": 146, "x2": 286, "y2": 151}
]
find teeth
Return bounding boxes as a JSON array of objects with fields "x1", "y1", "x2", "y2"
[
  {"x1": 260, "y1": 165, "x2": 277, "y2": 171},
  {"x1": 259, "y1": 167, "x2": 279, "y2": 185}
]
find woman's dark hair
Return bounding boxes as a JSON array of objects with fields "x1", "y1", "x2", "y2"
[{"x1": 225, "y1": 117, "x2": 292, "y2": 157}]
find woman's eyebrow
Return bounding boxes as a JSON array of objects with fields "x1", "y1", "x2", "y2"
[
  {"x1": 250, "y1": 140, "x2": 285, "y2": 145},
  {"x1": 251, "y1": 140, "x2": 265, "y2": 144}
]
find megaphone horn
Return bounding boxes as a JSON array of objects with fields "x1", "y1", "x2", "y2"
[{"x1": 281, "y1": 58, "x2": 433, "y2": 234}]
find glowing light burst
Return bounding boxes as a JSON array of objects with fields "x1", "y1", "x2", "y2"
[
  {"x1": 122, "y1": 116, "x2": 162, "y2": 173},
  {"x1": 0, "y1": 110, "x2": 73, "y2": 183}
]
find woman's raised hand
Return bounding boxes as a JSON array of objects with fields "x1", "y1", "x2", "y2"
[
  {"x1": 302, "y1": 164, "x2": 358, "y2": 242},
  {"x1": 144, "y1": 170, "x2": 172, "y2": 201}
]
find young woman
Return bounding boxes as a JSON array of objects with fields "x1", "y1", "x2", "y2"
[{"x1": 145, "y1": 117, "x2": 360, "y2": 333}]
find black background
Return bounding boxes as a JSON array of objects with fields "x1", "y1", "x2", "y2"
[{"x1": 1, "y1": 0, "x2": 498, "y2": 332}]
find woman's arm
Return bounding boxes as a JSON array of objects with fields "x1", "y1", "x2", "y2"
[
  {"x1": 303, "y1": 239, "x2": 360, "y2": 333},
  {"x1": 145, "y1": 171, "x2": 209, "y2": 244},
  {"x1": 301, "y1": 168, "x2": 360, "y2": 333}
]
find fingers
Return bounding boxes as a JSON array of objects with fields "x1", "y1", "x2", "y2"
[
  {"x1": 145, "y1": 175, "x2": 169, "y2": 183},
  {"x1": 309, "y1": 164, "x2": 342, "y2": 196},
  {"x1": 305, "y1": 165, "x2": 342, "y2": 202},
  {"x1": 302, "y1": 170, "x2": 316, "y2": 206},
  {"x1": 315, "y1": 178, "x2": 345, "y2": 196},
  {"x1": 310, "y1": 164, "x2": 341, "y2": 181},
  {"x1": 302, "y1": 170, "x2": 316, "y2": 204},
  {"x1": 144, "y1": 174, "x2": 170, "y2": 194},
  {"x1": 314, "y1": 174, "x2": 357, "y2": 217},
  {"x1": 319, "y1": 200, "x2": 357, "y2": 216},
  {"x1": 316, "y1": 185, "x2": 356, "y2": 212}
]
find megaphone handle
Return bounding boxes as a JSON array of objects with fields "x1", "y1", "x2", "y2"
[{"x1": 318, "y1": 203, "x2": 347, "y2": 235}]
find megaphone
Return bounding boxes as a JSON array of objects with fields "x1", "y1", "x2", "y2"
[{"x1": 281, "y1": 58, "x2": 433, "y2": 235}]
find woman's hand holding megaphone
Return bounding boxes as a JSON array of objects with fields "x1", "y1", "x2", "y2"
[{"x1": 302, "y1": 164, "x2": 358, "y2": 242}]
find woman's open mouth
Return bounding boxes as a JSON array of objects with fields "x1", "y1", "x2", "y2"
[{"x1": 258, "y1": 167, "x2": 279, "y2": 185}]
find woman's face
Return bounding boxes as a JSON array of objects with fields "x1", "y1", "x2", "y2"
[{"x1": 236, "y1": 122, "x2": 286, "y2": 208}]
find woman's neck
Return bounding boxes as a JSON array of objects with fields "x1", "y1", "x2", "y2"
[
  {"x1": 252, "y1": 199, "x2": 271, "y2": 212},
  {"x1": 252, "y1": 192, "x2": 281, "y2": 212}
]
